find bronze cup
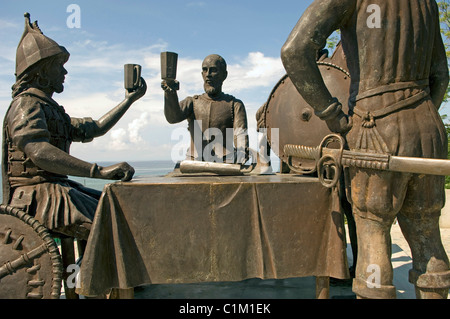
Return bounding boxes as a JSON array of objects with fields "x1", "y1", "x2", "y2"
[{"x1": 124, "y1": 64, "x2": 142, "y2": 92}]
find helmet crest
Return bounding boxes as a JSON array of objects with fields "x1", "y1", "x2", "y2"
[{"x1": 15, "y1": 13, "x2": 69, "y2": 78}]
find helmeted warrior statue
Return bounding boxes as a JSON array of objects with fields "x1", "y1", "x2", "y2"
[
  {"x1": 2, "y1": 13, "x2": 146, "y2": 240},
  {"x1": 281, "y1": 0, "x2": 450, "y2": 298},
  {"x1": 161, "y1": 54, "x2": 249, "y2": 164}
]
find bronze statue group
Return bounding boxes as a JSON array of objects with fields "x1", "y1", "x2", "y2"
[{"x1": 3, "y1": 0, "x2": 450, "y2": 299}]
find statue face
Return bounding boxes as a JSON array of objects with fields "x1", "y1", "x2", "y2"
[
  {"x1": 46, "y1": 55, "x2": 68, "y2": 94},
  {"x1": 201, "y1": 56, "x2": 227, "y2": 96}
]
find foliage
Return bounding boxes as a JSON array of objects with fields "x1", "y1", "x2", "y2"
[
  {"x1": 438, "y1": 0, "x2": 450, "y2": 103},
  {"x1": 443, "y1": 114, "x2": 450, "y2": 188},
  {"x1": 438, "y1": 1, "x2": 450, "y2": 187},
  {"x1": 326, "y1": 30, "x2": 340, "y2": 52}
]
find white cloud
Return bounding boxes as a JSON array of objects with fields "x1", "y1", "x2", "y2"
[
  {"x1": 59, "y1": 92, "x2": 118, "y2": 119},
  {"x1": 107, "y1": 111, "x2": 151, "y2": 151},
  {"x1": 109, "y1": 127, "x2": 128, "y2": 151},
  {"x1": 0, "y1": 32, "x2": 284, "y2": 161},
  {"x1": 67, "y1": 40, "x2": 168, "y2": 75},
  {"x1": 225, "y1": 52, "x2": 285, "y2": 93},
  {"x1": 128, "y1": 112, "x2": 150, "y2": 144}
]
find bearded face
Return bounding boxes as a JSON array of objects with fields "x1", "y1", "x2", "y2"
[
  {"x1": 46, "y1": 55, "x2": 68, "y2": 94},
  {"x1": 201, "y1": 55, "x2": 227, "y2": 97},
  {"x1": 12, "y1": 53, "x2": 69, "y2": 98},
  {"x1": 204, "y1": 81, "x2": 219, "y2": 95}
]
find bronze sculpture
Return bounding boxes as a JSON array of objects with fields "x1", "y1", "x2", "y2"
[
  {"x1": 281, "y1": 0, "x2": 450, "y2": 299},
  {"x1": 161, "y1": 54, "x2": 249, "y2": 164},
  {"x1": 259, "y1": 45, "x2": 351, "y2": 174},
  {"x1": 2, "y1": 13, "x2": 146, "y2": 241},
  {"x1": 259, "y1": 44, "x2": 357, "y2": 277}
]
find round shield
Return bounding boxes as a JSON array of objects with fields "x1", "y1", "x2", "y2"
[
  {"x1": 264, "y1": 44, "x2": 351, "y2": 172},
  {"x1": 0, "y1": 205, "x2": 63, "y2": 299}
]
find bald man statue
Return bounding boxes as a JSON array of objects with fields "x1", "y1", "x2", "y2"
[{"x1": 162, "y1": 54, "x2": 249, "y2": 165}]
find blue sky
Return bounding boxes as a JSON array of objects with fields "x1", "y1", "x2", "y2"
[{"x1": 1, "y1": 1, "x2": 448, "y2": 163}]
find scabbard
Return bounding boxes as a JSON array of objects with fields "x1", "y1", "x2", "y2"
[
  {"x1": 285, "y1": 143, "x2": 450, "y2": 177},
  {"x1": 388, "y1": 156, "x2": 450, "y2": 176},
  {"x1": 336, "y1": 149, "x2": 450, "y2": 176}
]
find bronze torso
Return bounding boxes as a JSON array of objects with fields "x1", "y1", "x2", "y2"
[
  {"x1": 2, "y1": 88, "x2": 99, "y2": 238},
  {"x1": 2, "y1": 88, "x2": 95, "y2": 200},
  {"x1": 6, "y1": 92, "x2": 71, "y2": 181},
  {"x1": 337, "y1": 0, "x2": 447, "y2": 158},
  {"x1": 192, "y1": 93, "x2": 234, "y2": 133},
  {"x1": 182, "y1": 93, "x2": 246, "y2": 162},
  {"x1": 341, "y1": 0, "x2": 440, "y2": 99}
]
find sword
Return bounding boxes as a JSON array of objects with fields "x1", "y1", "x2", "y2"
[{"x1": 284, "y1": 134, "x2": 450, "y2": 188}]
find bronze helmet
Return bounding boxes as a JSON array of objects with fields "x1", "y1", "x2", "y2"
[{"x1": 15, "y1": 12, "x2": 70, "y2": 78}]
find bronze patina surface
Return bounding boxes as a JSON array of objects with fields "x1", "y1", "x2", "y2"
[
  {"x1": 77, "y1": 175, "x2": 349, "y2": 297},
  {"x1": 281, "y1": 0, "x2": 450, "y2": 299},
  {"x1": 2, "y1": 13, "x2": 145, "y2": 239},
  {"x1": 263, "y1": 43, "x2": 350, "y2": 174},
  {"x1": 162, "y1": 54, "x2": 249, "y2": 164},
  {"x1": 1, "y1": 13, "x2": 146, "y2": 298}
]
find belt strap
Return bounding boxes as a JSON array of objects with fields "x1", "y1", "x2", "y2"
[
  {"x1": 354, "y1": 79, "x2": 429, "y2": 102},
  {"x1": 353, "y1": 90, "x2": 428, "y2": 128}
]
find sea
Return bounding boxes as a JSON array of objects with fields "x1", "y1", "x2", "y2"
[
  {"x1": 0, "y1": 158, "x2": 281, "y2": 202},
  {"x1": 0, "y1": 160, "x2": 177, "y2": 203}
]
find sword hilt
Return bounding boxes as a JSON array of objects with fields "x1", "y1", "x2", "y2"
[
  {"x1": 285, "y1": 134, "x2": 394, "y2": 187},
  {"x1": 283, "y1": 144, "x2": 320, "y2": 160},
  {"x1": 283, "y1": 144, "x2": 320, "y2": 175},
  {"x1": 284, "y1": 134, "x2": 345, "y2": 188}
]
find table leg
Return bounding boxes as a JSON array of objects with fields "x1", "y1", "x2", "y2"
[
  {"x1": 60, "y1": 237, "x2": 79, "y2": 299},
  {"x1": 315, "y1": 276, "x2": 330, "y2": 299}
]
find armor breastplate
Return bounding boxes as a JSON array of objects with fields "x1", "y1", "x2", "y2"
[
  {"x1": 188, "y1": 94, "x2": 235, "y2": 161},
  {"x1": 6, "y1": 95, "x2": 72, "y2": 179}
]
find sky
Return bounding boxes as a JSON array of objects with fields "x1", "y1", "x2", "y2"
[
  {"x1": 0, "y1": 0, "x2": 317, "y2": 164},
  {"x1": 1, "y1": 1, "x2": 449, "y2": 164}
]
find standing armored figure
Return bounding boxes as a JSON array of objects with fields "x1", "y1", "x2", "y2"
[
  {"x1": 2, "y1": 13, "x2": 146, "y2": 240},
  {"x1": 162, "y1": 54, "x2": 249, "y2": 164},
  {"x1": 281, "y1": 0, "x2": 450, "y2": 298}
]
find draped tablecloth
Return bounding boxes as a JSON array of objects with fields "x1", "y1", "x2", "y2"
[{"x1": 77, "y1": 174, "x2": 349, "y2": 296}]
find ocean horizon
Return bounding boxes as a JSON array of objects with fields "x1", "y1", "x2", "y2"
[
  {"x1": 0, "y1": 160, "x2": 177, "y2": 203},
  {"x1": 0, "y1": 159, "x2": 281, "y2": 203},
  {"x1": 72, "y1": 160, "x2": 178, "y2": 190}
]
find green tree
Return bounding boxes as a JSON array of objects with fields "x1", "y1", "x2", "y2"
[
  {"x1": 438, "y1": 0, "x2": 450, "y2": 103},
  {"x1": 438, "y1": 1, "x2": 450, "y2": 187}
]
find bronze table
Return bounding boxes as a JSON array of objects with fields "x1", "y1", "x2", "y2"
[{"x1": 77, "y1": 174, "x2": 349, "y2": 298}]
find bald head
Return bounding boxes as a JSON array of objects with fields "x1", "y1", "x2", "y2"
[
  {"x1": 202, "y1": 54, "x2": 227, "y2": 72},
  {"x1": 202, "y1": 54, "x2": 228, "y2": 97}
]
